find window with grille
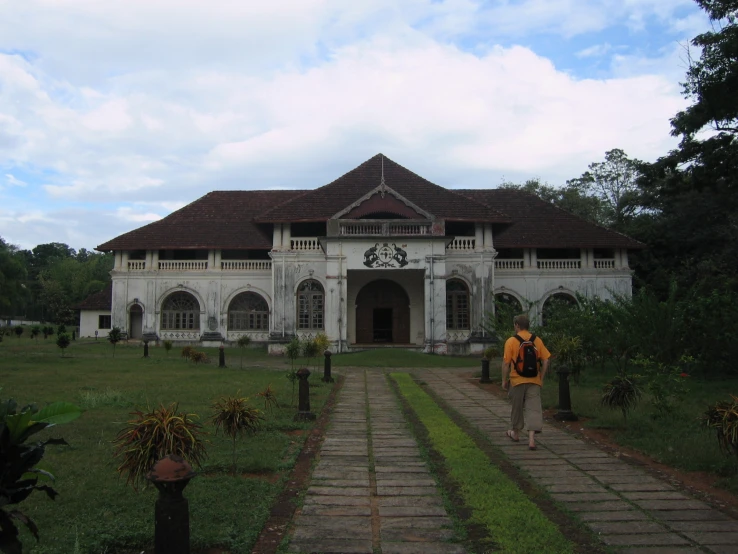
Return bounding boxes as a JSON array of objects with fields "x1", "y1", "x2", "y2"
[
  {"x1": 297, "y1": 280, "x2": 324, "y2": 330},
  {"x1": 160, "y1": 292, "x2": 200, "y2": 330},
  {"x1": 446, "y1": 280, "x2": 470, "y2": 330},
  {"x1": 98, "y1": 315, "x2": 111, "y2": 329},
  {"x1": 228, "y1": 292, "x2": 269, "y2": 330}
]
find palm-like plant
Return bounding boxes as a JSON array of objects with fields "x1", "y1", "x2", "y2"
[
  {"x1": 163, "y1": 340, "x2": 173, "y2": 356},
  {"x1": 601, "y1": 374, "x2": 642, "y2": 423},
  {"x1": 210, "y1": 396, "x2": 263, "y2": 474},
  {"x1": 257, "y1": 384, "x2": 278, "y2": 413},
  {"x1": 703, "y1": 395, "x2": 738, "y2": 460},
  {"x1": 112, "y1": 403, "x2": 207, "y2": 489}
]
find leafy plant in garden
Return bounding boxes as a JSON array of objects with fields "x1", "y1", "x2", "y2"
[
  {"x1": 302, "y1": 338, "x2": 319, "y2": 370},
  {"x1": 545, "y1": 334, "x2": 584, "y2": 381},
  {"x1": 181, "y1": 345, "x2": 194, "y2": 360},
  {"x1": 632, "y1": 355, "x2": 691, "y2": 418},
  {"x1": 108, "y1": 327, "x2": 121, "y2": 357},
  {"x1": 237, "y1": 335, "x2": 251, "y2": 369},
  {"x1": 702, "y1": 395, "x2": 738, "y2": 462},
  {"x1": 42, "y1": 326, "x2": 53, "y2": 339},
  {"x1": 56, "y1": 333, "x2": 71, "y2": 357},
  {"x1": 210, "y1": 395, "x2": 263, "y2": 474},
  {"x1": 190, "y1": 351, "x2": 209, "y2": 364},
  {"x1": 163, "y1": 340, "x2": 173, "y2": 356},
  {"x1": 0, "y1": 397, "x2": 81, "y2": 552},
  {"x1": 483, "y1": 346, "x2": 500, "y2": 360},
  {"x1": 285, "y1": 370, "x2": 298, "y2": 405},
  {"x1": 601, "y1": 373, "x2": 642, "y2": 423},
  {"x1": 13, "y1": 326, "x2": 22, "y2": 339},
  {"x1": 314, "y1": 332, "x2": 330, "y2": 355},
  {"x1": 30, "y1": 326, "x2": 40, "y2": 340},
  {"x1": 286, "y1": 337, "x2": 301, "y2": 370},
  {"x1": 257, "y1": 384, "x2": 278, "y2": 413},
  {"x1": 112, "y1": 403, "x2": 207, "y2": 489},
  {"x1": 57, "y1": 324, "x2": 66, "y2": 335}
]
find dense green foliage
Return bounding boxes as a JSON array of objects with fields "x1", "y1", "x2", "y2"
[{"x1": 392, "y1": 373, "x2": 574, "y2": 554}]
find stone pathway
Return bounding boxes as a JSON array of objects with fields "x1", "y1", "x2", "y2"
[
  {"x1": 287, "y1": 371, "x2": 466, "y2": 554},
  {"x1": 422, "y1": 369, "x2": 738, "y2": 554}
]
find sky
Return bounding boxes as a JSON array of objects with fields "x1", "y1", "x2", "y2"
[{"x1": 0, "y1": 0, "x2": 709, "y2": 252}]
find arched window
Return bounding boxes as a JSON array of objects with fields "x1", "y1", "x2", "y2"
[
  {"x1": 161, "y1": 292, "x2": 200, "y2": 330},
  {"x1": 446, "y1": 280, "x2": 470, "y2": 330},
  {"x1": 228, "y1": 292, "x2": 269, "y2": 330},
  {"x1": 297, "y1": 280, "x2": 324, "y2": 330},
  {"x1": 494, "y1": 293, "x2": 523, "y2": 314},
  {"x1": 542, "y1": 292, "x2": 578, "y2": 326}
]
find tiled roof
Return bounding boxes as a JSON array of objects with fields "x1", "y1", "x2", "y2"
[
  {"x1": 97, "y1": 190, "x2": 303, "y2": 251},
  {"x1": 75, "y1": 283, "x2": 112, "y2": 311},
  {"x1": 255, "y1": 154, "x2": 510, "y2": 223},
  {"x1": 458, "y1": 189, "x2": 644, "y2": 249}
]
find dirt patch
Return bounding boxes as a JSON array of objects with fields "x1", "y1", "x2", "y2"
[
  {"x1": 473, "y1": 377, "x2": 738, "y2": 519},
  {"x1": 250, "y1": 375, "x2": 344, "y2": 554}
]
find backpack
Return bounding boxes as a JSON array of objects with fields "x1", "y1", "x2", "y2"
[{"x1": 513, "y1": 334, "x2": 540, "y2": 378}]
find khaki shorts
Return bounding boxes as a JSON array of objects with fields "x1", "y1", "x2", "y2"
[{"x1": 508, "y1": 383, "x2": 542, "y2": 432}]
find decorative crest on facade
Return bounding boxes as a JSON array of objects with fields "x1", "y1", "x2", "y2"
[{"x1": 363, "y1": 243, "x2": 409, "y2": 268}]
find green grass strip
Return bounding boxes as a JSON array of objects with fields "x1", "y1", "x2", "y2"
[{"x1": 391, "y1": 373, "x2": 574, "y2": 554}]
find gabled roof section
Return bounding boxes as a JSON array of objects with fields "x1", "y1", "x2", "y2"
[
  {"x1": 96, "y1": 190, "x2": 302, "y2": 251},
  {"x1": 458, "y1": 189, "x2": 644, "y2": 249},
  {"x1": 75, "y1": 283, "x2": 112, "y2": 311},
  {"x1": 256, "y1": 154, "x2": 509, "y2": 223},
  {"x1": 332, "y1": 181, "x2": 433, "y2": 220}
]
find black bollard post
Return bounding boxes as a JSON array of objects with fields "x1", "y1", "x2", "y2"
[
  {"x1": 72, "y1": 331, "x2": 76, "y2": 341},
  {"x1": 480, "y1": 358, "x2": 492, "y2": 383},
  {"x1": 143, "y1": 340, "x2": 149, "y2": 358},
  {"x1": 147, "y1": 455, "x2": 195, "y2": 554},
  {"x1": 218, "y1": 345, "x2": 226, "y2": 368},
  {"x1": 294, "y1": 368, "x2": 316, "y2": 421},
  {"x1": 554, "y1": 364, "x2": 578, "y2": 421},
  {"x1": 322, "y1": 351, "x2": 334, "y2": 383}
]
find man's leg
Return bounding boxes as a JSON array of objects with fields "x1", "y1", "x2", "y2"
[
  {"x1": 508, "y1": 384, "x2": 525, "y2": 439},
  {"x1": 522, "y1": 384, "x2": 543, "y2": 448}
]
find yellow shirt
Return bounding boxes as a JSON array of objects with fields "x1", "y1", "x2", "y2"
[{"x1": 503, "y1": 330, "x2": 551, "y2": 387}]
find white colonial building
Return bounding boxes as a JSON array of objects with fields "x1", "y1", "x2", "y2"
[{"x1": 95, "y1": 155, "x2": 640, "y2": 354}]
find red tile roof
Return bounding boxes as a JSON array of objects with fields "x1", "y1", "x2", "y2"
[
  {"x1": 255, "y1": 154, "x2": 510, "y2": 223},
  {"x1": 96, "y1": 155, "x2": 642, "y2": 251},
  {"x1": 97, "y1": 190, "x2": 302, "y2": 251},
  {"x1": 75, "y1": 283, "x2": 112, "y2": 310},
  {"x1": 458, "y1": 189, "x2": 644, "y2": 249}
]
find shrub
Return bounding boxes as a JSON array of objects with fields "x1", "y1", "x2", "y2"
[
  {"x1": 314, "y1": 332, "x2": 330, "y2": 355},
  {"x1": 703, "y1": 395, "x2": 738, "y2": 461},
  {"x1": 237, "y1": 335, "x2": 251, "y2": 369},
  {"x1": 14, "y1": 326, "x2": 23, "y2": 339},
  {"x1": 633, "y1": 355, "x2": 691, "y2": 418},
  {"x1": 112, "y1": 403, "x2": 207, "y2": 489},
  {"x1": 56, "y1": 333, "x2": 71, "y2": 357},
  {"x1": 286, "y1": 337, "x2": 301, "y2": 370},
  {"x1": 285, "y1": 369, "x2": 298, "y2": 405},
  {"x1": 210, "y1": 396, "x2": 263, "y2": 474},
  {"x1": 190, "y1": 351, "x2": 209, "y2": 364},
  {"x1": 257, "y1": 384, "x2": 278, "y2": 413},
  {"x1": 43, "y1": 325, "x2": 54, "y2": 339},
  {"x1": 483, "y1": 346, "x2": 500, "y2": 360},
  {"x1": 108, "y1": 327, "x2": 122, "y2": 357},
  {"x1": 57, "y1": 324, "x2": 67, "y2": 335},
  {"x1": 302, "y1": 338, "x2": 319, "y2": 369},
  {"x1": 601, "y1": 374, "x2": 642, "y2": 423},
  {"x1": 163, "y1": 340, "x2": 173, "y2": 356},
  {"x1": 30, "y1": 325, "x2": 40, "y2": 340},
  {"x1": 0, "y1": 398, "x2": 81, "y2": 552},
  {"x1": 181, "y1": 345, "x2": 194, "y2": 360}
]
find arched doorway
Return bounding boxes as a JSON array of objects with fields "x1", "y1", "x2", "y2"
[
  {"x1": 355, "y1": 280, "x2": 410, "y2": 344},
  {"x1": 129, "y1": 304, "x2": 143, "y2": 339},
  {"x1": 542, "y1": 292, "x2": 578, "y2": 326}
]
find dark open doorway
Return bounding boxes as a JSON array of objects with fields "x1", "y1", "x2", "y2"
[{"x1": 373, "y1": 308, "x2": 393, "y2": 342}]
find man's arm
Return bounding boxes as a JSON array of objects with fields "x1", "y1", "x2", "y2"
[
  {"x1": 501, "y1": 359, "x2": 511, "y2": 390},
  {"x1": 540, "y1": 358, "x2": 550, "y2": 382}
]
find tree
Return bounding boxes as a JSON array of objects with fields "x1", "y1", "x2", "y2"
[
  {"x1": 108, "y1": 327, "x2": 122, "y2": 357},
  {"x1": 566, "y1": 149, "x2": 644, "y2": 229},
  {"x1": 0, "y1": 238, "x2": 28, "y2": 315},
  {"x1": 56, "y1": 333, "x2": 71, "y2": 357},
  {"x1": 237, "y1": 335, "x2": 251, "y2": 369}
]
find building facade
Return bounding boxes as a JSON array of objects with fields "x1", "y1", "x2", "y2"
[{"x1": 96, "y1": 155, "x2": 640, "y2": 353}]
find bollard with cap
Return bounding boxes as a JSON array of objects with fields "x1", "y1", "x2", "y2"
[
  {"x1": 147, "y1": 454, "x2": 196, "y2": 554},
  {"x1": 143, "y1": 340, "x2": 149, "y2": 358},
  {"x1": 322, "y1": 351, "x2": 334, "y2": 383},
  {"x1": 294, "y1": 368, "x2": 316, "y2": 421},
  {"x1": 554, "y1": 364, "x2": 578, "y2": 421},
  {"x1": 480, "y1": 358, "x2": 491, "y2": 383},
  {"x1": 219, "y1": 345, "x2": 226, "y2": 368}
]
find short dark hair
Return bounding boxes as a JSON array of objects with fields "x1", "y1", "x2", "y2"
[{"x1": 513, "y1": 314, "x2": 530, "y2": 330}]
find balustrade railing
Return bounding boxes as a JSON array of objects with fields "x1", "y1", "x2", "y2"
[
  {"x1": 495, "y1": 259, "x2": 524, "y2": 269},
  {"x1": 339, "y1": 221, "x2": 431, "y2": 236},
  {"x1": 448, "y1": 237, "x2": 475, "y2": 251},
  {"x1": 594, "y1": 259, "x2": 616, "y2": 269},
  {"x1": 221, "y1": 260, "x2": 272, "y2": 271},
  {"x1": 127, "y1": 260, "x2": 146, "y2": 270},
  {"x1": 537, "y1": 259, "x2": 581, "y2": 270},
  {"x1": 388, "y1": 223, "x2": 429, "y2": 235},
  {"x1": 290, "y1": 238, "x2": 321, "y2": 251},
  {"x1": 158, "y1": 260, "x2": 208, "y2": 271}
]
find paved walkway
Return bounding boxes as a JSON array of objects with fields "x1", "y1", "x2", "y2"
[{"x1": 286, "y1": 369, "x2": 738, "y2": 554}]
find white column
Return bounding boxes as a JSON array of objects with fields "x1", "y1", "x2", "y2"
[
  {"x1": 272, "y1": 224, "x2": 283, "y2": 250},
  {"x1": 483, "y1": 224, "x2": 493, "y2": 250},
  {"x1": 207, "y1": 249, "x2": 216, "y2": 271},
  {"x1": 283, "y1": 224, "x2": 292, "y2": 250},
  {"x1": 474, "y1": 223, "x2": 484, "y2": 251},
  {"x1": 151, "y1": 249, "x2": 159, "y2": 271}
]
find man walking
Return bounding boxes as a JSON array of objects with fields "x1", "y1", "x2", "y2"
[{"x1": 501, "y1": 314, "x2": 550, "y2": 450}]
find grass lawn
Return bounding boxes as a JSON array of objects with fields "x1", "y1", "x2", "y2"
[
  {"x1": 1, "y1": 337, "x2": 333, "y2": 554},
  {"x1": 534, "y1": 363, "x2": 738, "y2": 493}
]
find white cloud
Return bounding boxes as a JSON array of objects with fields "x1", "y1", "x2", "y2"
[
  {"x1": 576, "y1": 43, "x2": 613, "y2": 58},
  {"x1": 4, "y1": 174, "x2": 25, "y2": 187}
]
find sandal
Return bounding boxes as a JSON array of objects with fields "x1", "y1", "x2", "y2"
[
  {"x1": 506, "y1": 430, "x2": 520, "y2": 442},
  {"x1": 529, "y1": 445, "x2": 537, "y2": 451}
]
